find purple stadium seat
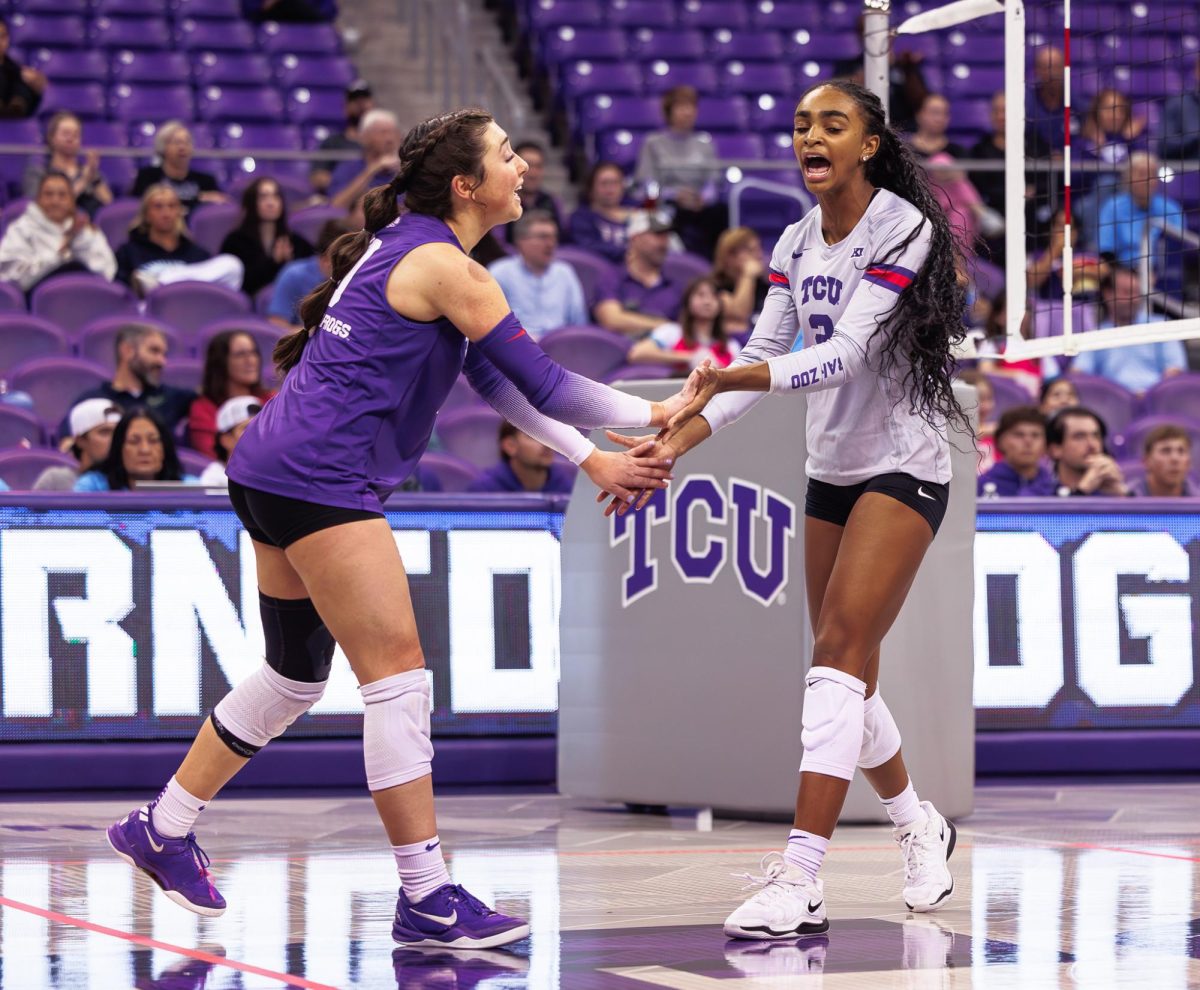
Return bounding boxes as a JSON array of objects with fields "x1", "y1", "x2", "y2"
[
  {"x1": 892, "y1": 34, "x2": 940, "y2": 61},
  {"x1": 944, "y1": 29, "x2": 1005, "y2": 64},
  {"x1": 0, "y1": 315, "x2": 69, "y2": 369},
  {"x1": 695, "y1": 96, "x2": 749, "y2": 132},
  {"x1": 1066, "y1": 373, "x2": 1138, "y2": 434},
  {"x1": 95, "y1": 199, "x2": 141, "y2": 252},
  {"x1": 626, "y1": 27, "x2": 705, "y2": 60},
  {"x1": 109, "y1": 84, "x2": 195, "y2": 122},
  {"x1": 253, "y1": 283, "x2": 275, "y2": 315},
  {"x1": 545, "y1": 26, "x2": 628, "y2": 62},
  {"x1": 953, "y1": 100, "x2": 994, "y2": 137},
  {"x1": 748, "y1": 93, "x2": 797, "y2": 131},
  {"x1": 1033, "y1": 302, "x2": 1098, "y2": 339},
  {"x1": 984, "y1": 373, "x2": 1037, "y2": 416},
  {"x1": 173, "y1": 0, "x2": 243, "y2": 18},
  {"x1": 594, "y1": 128, "x2": 650, "y2": 170},
  {"x1": 1113, "y1": 66, "x2": 1183, "y2": 102},
  {"x1": 0, "y1": 405, "x2": 47, "y2": 448},
  {"x1": 0, "y1": 281, "x2": 24, "y2": 313},
  {"x1": 0, "y1": 449, "x2": 78, "y2": 490},
  {"x1": 161, "y1": 358, "x2": 204, "y2": 392},
  {"x1": 1141, "y1": 375, "x2": 1200, "y2": 421},
  {"x1": 226, "y1": 169, "x2": 310, "y2": 206},
  {"x1": 188, "y1": 202, "x2": 241, "y2": 255},
  {"x1": 291, "y1": 205, "x2": 345, "y2": 244},
  {"x1": 179, "y1": 448, "x2": 214, "y2": 476},
  {"x1": 606, "y1": 0, "x2": 674, "y2": 27},
  {"x1": 946, "y1": 64, "x2": 1007, "y2": 98},
  {"x1": 78, "y1": 316, "x2": 180, "y2": 369},
  {"x1": 676, "y1": 0, "x2": 747, "y2": 30},
  {"x1": 27, "y1": 47, "x2": 107, "y2": 82},
  {"x1": 193, "y1": 52, "x2": 274, "y2": 88},
  {"x1": 145, "y1": 283, "x2": 251, "y2": 348},
  {"x1": 195, "y1": 316, "x2": 285, "y2": 387},
  {"x1": 257, "y1": 22, "x2": 341, "y2": 55},
  {"x1": 606, "y1": 362, "x2": 678, "y2": 382},
  {"x1": 971, "y1": 258, "x2": 1005, "y2": 301},
  {"x1": 30, "y1": 276, "x2": 138, "y2": 335},
  {"x1": 109, "y1": 49, "x2": 191, "y2": 84},
  {"x1": 196, "y1": 86, "x2": 285, "y2": 123},
  {"x1": 578, "y1": 93, "x2": 662, "y2": 133},
  {"x1": 749, "y1": 3, "x2": 820, "y2": 30},
  {"x1": 273, "y1": 54, "x2": 355, "y2": 91},
  {"x1": 13, "y1": 0, "x2": 89, "y2": 12},
  {"x1": 434, "y1": 406, "x2": 504, "y2": 470},
  {"x1": 284, "y1": 88, "x2": 347, "y2": 126},
  {"x1": 710, "y1": 132, "x2": 764, "y2": 159},
  {"x1": 441, "y1": 374, "x2": 481, "y2": 414},
  {"x1": 1113, "y1": 415, "x2": 1200, "y2": 461},
  {"x1": 39, "y1": 83, "x2": 107, "y2": 119},
  {"x1": 90, "y1": 16, "x2": 172, "y2": 49},
  {"x1": 641, "y1": 61, "x2": 719, "y2": 95},
  {"x1": 556, "y1": 247, "x2": 618, "y2": 308},
  {"x1": 175, "y1": 18, "x2": 256, "y2": 51},
  {"x1": 662, "y1": 251, "x2": 712, "y2": 287},
  {"x1": 1071, "y1": 6, "x2": 1126, "y2": 32},
  {"x1": 561, "y1": 60, "x2": 643, "y2": 97},
  {"x1": 11, "y1": 356, "x2": 110, "y2": 426},
  {"x1": 97, "y1": 0, "x2": 173, "y2": 14},
  {"x1": 817, "y1": 0, "x2": 861, "y2": 29},
  {"x1": 8, "y1": 14, "x2": 87, "y2": 49},
  {"x1": 529, "y1": 0, "x2": 606, "y2": 30},
  {"x1": 215, "y1": 122, "x2": 302, "y2": 152},
  {"x1": 540, "y1": 325, "x2": 631, "y2": 379},
  {"x1": 707, "y1": 28, "x2": 785, "y2": 61},
  {"x1": 418, "y1": 451, "x2": 481, "y2": 493}
]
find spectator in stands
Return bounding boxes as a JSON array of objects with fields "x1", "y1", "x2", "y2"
[
  {"x1": 567, "y1": 161, "x2": 632, "y2": 264},
  {"x1": 33, "y1": 398, "x2": 123, "y2": 491},
  {"x1": 487, "y1": 209, "x2": 585, "y2": 339},
  {"x1": 1026, "y1": 209, "x2": 1106, "y2": 301},
  {"x1": 1071, "y1": 265, "x2": 1186, "y2": 395},
  {"x1": 189, "y1": 330, "x2": 275, "y2": 458},
  {"x1": 968, "y1": 92, "x2": 1050, "y2": 219},
  {"x1": 1158, "y1": 57, "x2": 1200, "y2": 160},
  {"x1": 243, "y1": 0, "x2": 338, "y2": 22},
  {"x1": 1047, "y1": 405, "x2": 1128, "y2": 496},
  {"x1": 1039, "y1": 376, "x2": 1079, "y2": 417},
  {"x1": 956, "y1": 368, "x2": 997, "y2": 473},
  {"x1": 115, "y1": 184, "x2": 244, "y2": 293},
  {"x1": 593, "y1": 210, "x2": 683, "y2": 337},
  {"x1": 467, "y1": 421, "x2": 575, "y2": 494},
  {"x1": 832, "y1": 25, "x2": 927, "y2": 131},
  {"x1": 310, "y1": 80, "x2": 373, "y2": 196},
  {"x1": 1076, "y1": 88, "x2": 1148, "y2": 195},
  {"x1": 23, "y1": 112, "x2": 113, "y2": 217},
  {"x1": 132, "y1": 122, "x2": 227, "y2": 217},
  {"x1": 504, "y1": 140, "x2": 562, "y2": 239},
  {"x1": 329, "y1": 108, "x2": 401, "y2": 210},
  {"x1": 634, "y1": 85, "x2": 726, "y2": 257},
  {"x1": 975, "y1": 294, "x2": 1040, "y2": 397},
  {"x1": 0, "y1": 17, "x2": 45, "y2": 119},
  {"x1": 711, "y1": 227, "x2": 767, "y2": 335},
  {"x1": 926, "y1": 152, "x2": 995, "y2": 255},
  {"x1": 59, "y1": 323, "x2": 196, "y2": 439},
  {"x1": 1130, "y1": 424, "x2": 1194, "y2": 497},
  {"x1": 1097, "y1": 153, "x2": 1187, "y2": 271},
  {"x1": 629, "y1": 275, "x2": 738, "y2": 372},
  {"x1": 906, "y1": 93, "x2": 967, "y2": 161},
  {"x1": 977, "y1": 406, "x2": 1057, "y2": 496},
  {"x1": 219, "y1": 177, "x2": 314, "y2": 298},
  {"x1": 0, "y1": 172, "x2": 117, "y2": 293},
  {"x1": 197, "y1": 395, "x2": 263, "y2": 487},
  {"x1": 267, "y1": 218, "x2": 347, "y2": 329},
  {"x1": 74, "y1": 407, "x2": 195, "y2": 491},
  {"x1": 1029, "y1": 47, "x2": 1075, "y2": 149}
]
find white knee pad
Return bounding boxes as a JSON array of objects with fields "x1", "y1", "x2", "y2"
[
  {"x1": 799, "y1": 666, "x2": 867, "y2": 781},
  {"x1": 212, "y1": 663, "x2": 327, "y2": 755},
  {"x1": 858, "y1": 690, "x2": 902, "y2": 769},
  {"x1": 361, "y1": 669, "x2": 433, "y2": 791}
]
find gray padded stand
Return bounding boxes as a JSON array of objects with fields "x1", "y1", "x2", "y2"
[{"x1": 558, "y1": 380, "x2": 976, "y2": 821}]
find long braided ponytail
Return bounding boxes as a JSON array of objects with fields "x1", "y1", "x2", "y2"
[{"x1": 274, "y1": 108, "x2": 495, "y2": 376}]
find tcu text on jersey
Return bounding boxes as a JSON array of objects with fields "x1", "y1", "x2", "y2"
[
  {"x1": 797, "y1": 274, "x2": 844, "y2": 306},
  {"x1": 611, "y1": 476, "x2": 796, "y2": 608}
]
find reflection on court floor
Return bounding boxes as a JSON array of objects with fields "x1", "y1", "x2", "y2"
[{"x1": 1, "y1": 784, "x2": 1197, "y2": 988}]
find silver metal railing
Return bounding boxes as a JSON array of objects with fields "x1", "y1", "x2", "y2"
[{"x1": 727, "y1": 175, "x2": 815, "y2": 229}]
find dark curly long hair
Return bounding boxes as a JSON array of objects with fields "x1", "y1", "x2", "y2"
[
  {"x1": 274, "y1": 108, "x2": 494, "y2": 376},
  {"x1": 800, "y1": 79, "x2": 968, "y2": 432}
]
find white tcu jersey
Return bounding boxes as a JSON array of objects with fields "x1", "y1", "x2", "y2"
[{"x1": 703, "y1": 188, "x2": 951, "y2": 486}]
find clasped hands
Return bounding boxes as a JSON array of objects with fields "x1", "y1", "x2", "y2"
[{"x1": 585, "y1": 361, "x2": 726, "y2": 517}]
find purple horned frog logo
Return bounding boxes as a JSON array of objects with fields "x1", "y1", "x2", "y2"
[{"x1": 610, "y1": 475, "x2": 796, "y2": 608}]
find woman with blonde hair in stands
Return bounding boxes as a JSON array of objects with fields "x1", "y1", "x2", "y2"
[
  {"x1": 712, "y1": 227, "x2": 768, "y2": 334},
  {"x1": 114, "y1": 184, "x2": 244, "y2": 294},
  {"x1": 23, "y1": 111, "x2": 113, "y2": 216}
]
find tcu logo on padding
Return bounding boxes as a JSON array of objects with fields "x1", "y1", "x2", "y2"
[{"x1": 610, "y1": 475, "x2": 796, "y2": 608}]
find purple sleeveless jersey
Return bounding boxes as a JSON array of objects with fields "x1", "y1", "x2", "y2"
[{"x1": 227, "y1": 213, "x2": 467, "y2": 512}]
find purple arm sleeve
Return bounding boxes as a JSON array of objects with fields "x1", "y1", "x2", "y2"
[{"x1": 471, "y1": 312, "x2": 653, "y2": 428}]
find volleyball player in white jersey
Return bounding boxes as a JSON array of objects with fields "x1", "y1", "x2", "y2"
[{"x1": 611, "y1": 80, "x2": 968, "y2": 938}]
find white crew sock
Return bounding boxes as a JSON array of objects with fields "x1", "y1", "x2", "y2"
[
  {"x1": 783, "y1": 829, "x2": 829, "y2": 883},
  {"x1": 393, "y1": 834, "x2": 451, "y2": 902},
  {"x1": 881, "y1": 779, "x2": 927, "y2": 830},
  {"x1": 150, "y1": 776, "x2": 208, "y2": 838}
]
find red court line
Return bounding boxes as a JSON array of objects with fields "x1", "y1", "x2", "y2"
[
  {"x1": 1064, "y1": 843, "x2": 1200, "y2": 864},
  {"x1": 0, "y1": 895, "x2": 338, "y2": 990}
]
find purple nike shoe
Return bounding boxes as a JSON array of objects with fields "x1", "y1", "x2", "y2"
[{"x1": 392, "y1": 883, "x2": 529, "y2": 949}]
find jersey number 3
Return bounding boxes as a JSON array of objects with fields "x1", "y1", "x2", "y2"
[{"x1": 810, "y1": 314, "x2": 834, "y2": 344}]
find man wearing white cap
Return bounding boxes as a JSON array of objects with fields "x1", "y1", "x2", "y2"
[
  {"x1": 33, "y1": 398, "x2": 122, "y2": 490},
  {"x1": 198, "y1": 395, "x2": 263, "y2": 487}
]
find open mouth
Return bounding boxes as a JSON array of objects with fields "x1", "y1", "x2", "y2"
[{"x1": 802, "y1": 154, "x2": 831, "y2": 181}]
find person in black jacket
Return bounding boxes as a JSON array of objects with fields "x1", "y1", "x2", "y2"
[
  {"x1": 115, "y1": 184, "x2": 243, "y2": 294},
  {"x1": 219, "y1": 177, "x2": 313, "y2": 297},
  {"x1": 0, "y1": 18, "x2": 45, "y2": 119},
  {"x1": 132, "y1": 121, "x2": 229, "y2": 216}
]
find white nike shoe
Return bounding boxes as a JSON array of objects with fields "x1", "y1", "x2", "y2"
[
  {"x1": 895, "y1": 800, "x2": 956, "y2": 912},
  {"x1": 723, "y1": 854, "x2": 830, "y2": 940}
]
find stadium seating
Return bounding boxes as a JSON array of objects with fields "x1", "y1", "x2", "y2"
[
  {"x1": 540, "y1": 326, "x2": 631, "y2": 380},
  {"x1": 0, "y1": 448, "x2": 78, "y2": 490},
  {"x1": 1067, "y1": 372, "x2": 1139, "y2": 435},
  {"x1": 0, "y1": 316, "x2": 71, "y2": 371},
  {"x1": 418, "y1": 451, "x2": 483, "y2": 492},
  {"x1": 435, "y1": 406, "x2": 505, "y2": 469}
]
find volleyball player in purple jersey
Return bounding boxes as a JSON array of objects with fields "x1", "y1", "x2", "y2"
[
  {"x1": 608, "y1": 81, "x2": 969, "y2": 938},
  {"x1": 108, "y1": 109, "x2": 689, "y2": 950}
]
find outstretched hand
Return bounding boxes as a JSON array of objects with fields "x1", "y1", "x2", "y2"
[
  {"x1": 593, "y1": 430, "x2": 678, "y2": 517},
  {"x1": 664, "y1": 363, "x2": 723, "y2": 437},
  {"x1": 580, "y1": 439, "x2": 673, "y2": 509},
  {"x1": 652, "y1": 359, "x2": 709, "y2": 427}
]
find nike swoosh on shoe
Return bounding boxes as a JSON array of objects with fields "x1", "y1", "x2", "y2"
[{"x1": 412, "y1": 908, "x2": 457, "y2": 926}]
